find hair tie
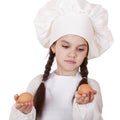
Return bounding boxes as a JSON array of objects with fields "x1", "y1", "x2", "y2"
[
  {"x1": 82, "y1": 77, "x2": 87, "y2": 79},
  {"x1": 41, "y1": 81, "x2": 45, "y2": 84}
]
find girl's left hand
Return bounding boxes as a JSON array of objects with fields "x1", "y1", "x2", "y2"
[{"x1": 75, "y1": 90, "x2": 96, "y2": 104}]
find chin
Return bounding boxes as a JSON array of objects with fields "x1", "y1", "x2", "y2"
[{"x1": 64, "y1": 67, "x2": 78, "y2": 72}]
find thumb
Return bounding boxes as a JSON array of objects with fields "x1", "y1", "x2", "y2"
[{"x1": 14, "y1": 94, "x2": 19, "y2": 101}]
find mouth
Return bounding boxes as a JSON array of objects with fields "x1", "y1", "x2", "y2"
[{"x1": 64, "y1": 60, "x2": 76, "y2": 64}]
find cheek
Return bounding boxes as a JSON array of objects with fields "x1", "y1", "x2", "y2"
[
  {"x1": 55, "y1": 49, "x2": 64, "y2": 60},
  {"x1": 77, "y1": 53, "x2": 87, "y2": 64},
  {"x1": 77, "y1": 58, "x2": 84, "y2": 65},
  {"x1": 56, "y1": 52, "x2": 65, "y2": 60}
]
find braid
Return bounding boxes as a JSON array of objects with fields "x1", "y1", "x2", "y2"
[
  {"x1": 72, "y1": 57, "x2": 88, "y2": 102},
  {"x1": 42, "y1": 49, "x2": 55, "y2": 81},
  {"x1": 33, "y1": 48, "x2": 55, "y2": 117},
  {"x1": 79, "y1": 42, "x2": 89, "y2": 86},
  {"x1": 80, "y1": 57, "x2": 88, "y2": 85},
  {"x1": 76, "y1": 57, "x2": 88, "y2": 91}
]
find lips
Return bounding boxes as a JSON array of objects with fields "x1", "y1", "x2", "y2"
[{"x1": 64, "y1": 60, "x2": 76, "y2": 64}]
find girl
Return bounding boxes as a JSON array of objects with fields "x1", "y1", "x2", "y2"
[{"x1": 9, "y1": 0, "x2": 113, "y2": 120}]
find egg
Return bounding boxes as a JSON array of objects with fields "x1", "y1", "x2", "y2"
[
  {"x1": 17, "y1": 92, "x2": 33, "y2": 103},
  {"x1": 78, "y1": 84, "x2": 94, "y2": 94}
]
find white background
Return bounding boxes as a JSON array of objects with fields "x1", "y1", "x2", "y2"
[{"x1": 0, "y1": 0, "x2": 119, "y2": 119}]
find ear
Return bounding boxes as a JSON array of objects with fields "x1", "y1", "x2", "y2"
[{"x1": 51, "y1": 44, "x2": 56, "y2": 54}]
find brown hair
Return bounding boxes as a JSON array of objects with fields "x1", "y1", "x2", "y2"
[
  {"x1": 33, "y1": 48, "x2": 55, "y2": 117},
  {"x1": 77, "y1": 57, "x2": 88, "y2": 89},
  {"x1": 34, "y1": 46, "x2": 88, "y2": 118}
]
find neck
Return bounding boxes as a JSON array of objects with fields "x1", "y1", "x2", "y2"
[{"x1": 55, "y1": 69, "x2": 78, "y2": 76}]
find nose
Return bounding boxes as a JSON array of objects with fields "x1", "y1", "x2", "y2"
[{"x1": 68, "y1": 50, "x2": 77, "y2": 58}]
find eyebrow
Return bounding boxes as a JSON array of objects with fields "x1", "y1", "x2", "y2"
[{"x1": 61, "y1": 40, "x2": 87, "y2": 47}]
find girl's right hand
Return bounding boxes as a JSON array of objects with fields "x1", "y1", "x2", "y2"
[{"x1": 14, "y1": 94, "x2": 33, "y2": 114}]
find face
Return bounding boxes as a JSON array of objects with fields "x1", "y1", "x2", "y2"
[{"x1": 51, "y1": 34, "x2": 88, "y2": 76}]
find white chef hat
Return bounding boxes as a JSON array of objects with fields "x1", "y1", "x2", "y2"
[{"x1": 34, "y1": 0, "x2": 113, "y2": 59}]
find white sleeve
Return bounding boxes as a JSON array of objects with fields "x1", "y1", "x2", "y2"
[
  {"x1": 26, "y1": 74, "x2": 42, "y2": 95},
  {"x1": 9, "y1": 75, "x2": 42, "y2": 120},
  {"x1": 73, "y1": 79, "x2": 103, "y2": 120},
  {"x1": 9, "y1": 105, "x2": 36, "y2": 120}
]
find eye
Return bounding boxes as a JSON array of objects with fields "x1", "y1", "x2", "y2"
[
  {"x1": 62, "y1": 45, "x2": 69, "y2": 48},
  {"x1": 78, "y1": 48, "x2": 85, "y2": 51}
]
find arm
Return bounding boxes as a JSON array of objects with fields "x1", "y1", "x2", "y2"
[
  {"x1": 9, "y1": 75, "x2": 42, "y2": 120},
  {"x1": 73, "y1": 79, "x2": 103, "y2": 120}
]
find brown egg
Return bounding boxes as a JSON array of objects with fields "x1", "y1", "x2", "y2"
[
  {"x1": 17, "y1": 92, "x2": 33, "y2": 103},
  {"x1": 78, "y1": 84, "x2": 94, "y2": 94}
]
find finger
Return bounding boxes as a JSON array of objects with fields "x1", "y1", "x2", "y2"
[
  {"x1": 82, "y1": 93, "x2": 87, "y2": 97},
  {"x1": 14, "y1": 94, "x2": 19, "y2": 101},
  {"x1": 90, "y1": 89, "x2": 97, "y2": 95},
  {"x1": 89, "y1": 92, "x2": 94, "y2": 102},
  {"x1": 19, "y1": 105, "x2": 28, "y2": 113},
  {"x1": 93, "y1": 90, "x2": 97, "y2": 94},
  {"x1": 21, "y1": 102, "x2": 33, "y2": 114},
  {"x1": 76, "y1": 98, "x2": 83, "y2": 104},
  {"x1": 78, "y1": 97, "x2": 89, "y2": 104},
  {"x1": 76, "y1": 95, "x2": 86, "y2": 104},
  {"x1": 16, "y1": 103, "x2": 24, "y2": 109},
  {"x1": 84, "y1": 95, "x2": 89, "y2": 103},
  {"x1": 75, "y1": 92, "x2": 82, "y2": 99},
  {"x1": 24, "y1": 102, "x2": 33, "y2": 113}
]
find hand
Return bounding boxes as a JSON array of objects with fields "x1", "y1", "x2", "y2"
[
  {"x1": 14, "y1": 94, "x2": 33, "y2": 114},
  {"x1": 75, "y1": 90, "x2": 97, "y2": 104}
]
